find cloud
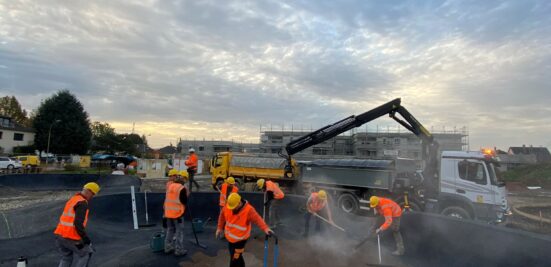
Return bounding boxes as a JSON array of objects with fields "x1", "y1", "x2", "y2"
[{"x1": 0, "y1": 0, "x2": 550, "y2": 149}]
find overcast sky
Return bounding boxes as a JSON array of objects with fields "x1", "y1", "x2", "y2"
[{"x1": 0, "y1": 0, "x2": 550, "y2": 149}]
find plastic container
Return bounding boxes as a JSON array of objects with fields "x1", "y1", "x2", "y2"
[
  {"x1": 192, "y1": 218, "x2": 204, "y2": 233},
  {"x1": 150, "y1": 232, "x2": 165, "y2": 252}
]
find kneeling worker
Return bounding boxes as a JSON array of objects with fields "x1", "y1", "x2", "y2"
[
  {"x1": 369, "y1": 196, "x2": 404, "y2": 256},
  {"x1": 217, "y1": 193, "x2": 274, "y2": 267},
  {"x1": 219, "y1": 177, "x2": 239, "y2": 210},
  {"x1": 54, "y1": 182, "x2": 100, "y2": 267},
  {"x1": 257, "y1": 179, "x2": 285, "y2": 227},
  {"x1": 164, "y1": 170, "x2": 189, "y2": 256}
]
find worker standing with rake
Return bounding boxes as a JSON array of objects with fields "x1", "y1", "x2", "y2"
[
  {"x1": 217, "y1": 193, "x2": 274, "y2": 267},
  {"x1": 303, "y1": 190, "x2": 334, "y2": 237},
  {"x1": 369, "y1": 196, "x2": 405, "y2": 256}
]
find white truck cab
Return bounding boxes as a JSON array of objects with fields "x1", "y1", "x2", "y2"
[{"x1": 437, "y1": 151, "x2": 509, "y2": 223}]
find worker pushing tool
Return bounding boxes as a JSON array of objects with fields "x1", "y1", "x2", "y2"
[
  {"x1": 369, "y1": 196, "x2": 405, "y2": 256},
  {"x1": 54, "y1": 182, "x2": 100, "y2": 267},
  {"x1": 163, "y1": 169, "x2": 190, "y2": 256},
  {"x1": 219, "y1": 177, "x2": 239, "y2": 210},
  {"x1": 185, "y1": 148, "x2": 200, "y2": 191},
  {"x1": 257, "y1": 179, "x2": 285, "y2": 228},
  {"x1": 217, "y1": 193, "x2": 274, "y2": 267},
  {"x1": 303, "y1": 190, "x2": 334, "y2": 237}
]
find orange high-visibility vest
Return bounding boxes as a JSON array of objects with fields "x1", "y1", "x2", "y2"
[
  {"x1": 308, "y1": 192, "x2": 326, "y2": 212},
  {"x1": 222, "y1": 203, "x2": 254, "y2": 243},
  {"x1": 185, "y1": 154, "x2": 198, "y2": 170},
  {"x1": 219, "y1": 183, "x2": 239, "y2": 207},
  {"x1": 54, "y1": 194, "x2": 89, "y2": 240},
  {"x1": 164, "y1": 182, "x2": 186, "y2": 218},
  {"x1": 376, "y1": 197, "x2": 402, "y2": 230},
  {"x1": 266, "y1": 181, "x2": 284, "y2": 200}
]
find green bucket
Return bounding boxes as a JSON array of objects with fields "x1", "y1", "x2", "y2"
[
  {"x1": 150, "y1": 232, "x2": 165, "y2": 252},
  {"x1": 192, "y1": 218, "x2": 204, "y2": 233}
]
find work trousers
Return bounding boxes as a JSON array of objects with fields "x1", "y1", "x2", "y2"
[
  {"x1": 228, "y1": 240, "x2": 247, "y2": 267},
  {"x1": 55, "y1": 235, "x2": 93, "y2": 267},
  {"x1": 266, "y1": 200, "x2": 281, "y2": 226},
  {"x1": 187, "y1": 168, "x2": 200, "y2": 191},
  {"x1": 165, "y1": 217, "x2": 186, "y2": 254},
  {"x1": 303, "y1": 209, "x2": 327, "y2": 236},
  {"x1": 371, "y1": 216, "x2": 405, "y2": 254}
]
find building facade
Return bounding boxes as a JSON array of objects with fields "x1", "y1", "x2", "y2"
[{"x1": 0, "y1": 116, "x2": 35, "y2": 154}]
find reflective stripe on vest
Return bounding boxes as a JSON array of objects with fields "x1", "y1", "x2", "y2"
[
  {"x1": 266, "y1": 181, "x2": 284, "y2": 200},
  {"x1": 164, "y1": 183, "x2": 186, "y2": 218},
  {"x1": 223, "y1": 203, "x2": 253, "y2": 243},
  {"x1": 53, "y1": 194, "x2": 89, "y2": 240},
  {"x1": 308, "y1": 192, "x2": 326, "y2": 212}
]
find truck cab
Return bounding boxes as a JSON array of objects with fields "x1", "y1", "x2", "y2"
[{"x1": 437, "y1": 151, "x2": 509, "y2": 223}]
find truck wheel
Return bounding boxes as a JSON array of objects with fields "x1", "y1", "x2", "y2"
[
  {"x1": 338, "y1": 193, "x2": 359, "y2": 214},
  {"x1": 399, "y1": 200, "x2": 422, "y2": 212},
  {"x1": 213, "y1": 179, "x2": 224, "y2": 191},
  {"x1": 441, "y1": 206, "x2": 471, "y2": 220}
]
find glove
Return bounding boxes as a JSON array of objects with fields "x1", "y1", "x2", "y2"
[
  {"x1": 375, "y1": 228, "x2": 382, "y2": 235},
  {"x1": 265, "y1": 228, "x2": 274, "y2": 236},
  {"x1": 215, "y1": 229, "x2": 222, "y2": 239}
]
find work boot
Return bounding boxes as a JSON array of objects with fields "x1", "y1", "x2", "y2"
[
  {"x1": 175, "y1": 249, "x2": 188, "y2": 256},
  {"x1": 164, "y1": 246, "x2": 174, "y2": 254}
]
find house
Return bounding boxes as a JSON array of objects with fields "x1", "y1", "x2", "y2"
[
  {"x1": 508, "y1": 145, "x2": 551, "y2": 164},
  {"x1": 0, "y1": 116, "x2": 35, "y2": 154}
]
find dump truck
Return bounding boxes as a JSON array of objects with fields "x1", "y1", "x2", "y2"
[
  {"x1": 281, "y1": 98, "x2": 510, "y2": 223},
  {"x1": 210, "y1": 152, "x2": 298, "y2": 190}
]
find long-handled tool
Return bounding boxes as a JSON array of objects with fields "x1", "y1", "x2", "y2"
[
  {"x1": 377, "y1": 234, "x2": 382, "y2": 264},
  {"x1": 312, "y1": 212, "x2": 346, "y2": 232},
  {"x1": 263, "y1": 234, "x2": 279, "y2": 267},
  {"x1": 139, "y1": 190, "x2": 156, "y2": 227},
  {"x1": 186, "y1": 196, "x2": 208, "y2": 249}
]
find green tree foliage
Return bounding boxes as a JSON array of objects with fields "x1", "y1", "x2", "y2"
[
  {"x1": 32, "y1": 90, "x2": 92, "y2": 154},
  {"x1": 0, "y1": 96, "x2": 30, "y2": 126},
  {"x1": 91, "y1": 121, "x2": 145, "y2": 155}
]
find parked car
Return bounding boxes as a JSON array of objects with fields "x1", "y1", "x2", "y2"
[
  {"x1": 0, "y1": 157, "x2": 22, "y2": 170},
  {"x1": 39, "y1": 156, "x2": 56, "y2": 164},
  {"x1": 16, "y1": 155, "x2": 41, "y2": 168}
]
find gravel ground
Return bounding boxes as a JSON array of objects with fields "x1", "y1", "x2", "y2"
[{"x1": 0, "y1": 185, "x2": 72, "y2": 211}]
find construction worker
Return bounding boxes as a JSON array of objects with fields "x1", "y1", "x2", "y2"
[
  {"x1": 216, "y1": 193, "x2": 274, "y2": 267},
  {"x1": 219, "y1": 177, "x2": 239, "y2": 209},
  {"x1": 54, "y1": 182, "x2": 100, "y2": 267},
  {"x1": 369, "y1": 196, "x2": 405, "y2": 256},
  {"x1": 185, "y1": 148, "x2": 200, "y2": 191},
  {"x1": 257, "y1": 179, "x2": 284, "y2": 227},
  {"x1": 303, "y1": 190, "x2": 333, "y2": 237},
  {"x1": 164, "y1": 169, "x2": 189, "y2": 256}
]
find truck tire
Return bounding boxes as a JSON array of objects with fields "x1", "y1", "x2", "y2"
[
  {"x1": 213, "y1": 178, "x2": 224, "y2": 191},
  {"x1": 441, "y1": 206, "x2": 471, "y2": 220},
  {"x1": 398, "y1": 200, "x2": 422, "y2": 212},
  {"x1": 337, "y1": 193, "x2": 359, "y2": 214}
]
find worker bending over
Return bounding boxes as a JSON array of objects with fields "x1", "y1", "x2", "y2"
[
  {"x1": 164, "y1": 169, "x2": 190, "y2": 256},
  {"x1": 219, "y1": 177, "x2": 239, "y2": 210},
  {"x1": 304, "y1": 190, "x2": 333, "y2": 237},
  {"x1": 54, "y1": 182, "x2": 100, "y2": 267},
  {"x1": 185, "y1": 148, "x2": 200, "y2": 191},
  {"x1": 257, "y1": 179, "x2": 285, "y2": 228},
  {"x1": 217, "y1": 193, "x2": 274, "y2": 267},
  {"x1": 369, "y1": 196, "x2": 405, "y2": 256}
]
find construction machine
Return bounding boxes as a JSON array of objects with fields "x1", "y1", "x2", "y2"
[{"x1": 280, "y1": 98, "x2": 510, "y2": 223}]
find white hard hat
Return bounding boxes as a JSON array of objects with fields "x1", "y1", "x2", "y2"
[{"x1": 188, "y1": 148, "x2": 195, "y2": 153}]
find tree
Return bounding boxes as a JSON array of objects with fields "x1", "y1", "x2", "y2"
[
  {"x1": 33, "y1": 90, "x2": 92, "y2": 155},
  {"x1": 0, "y1": 96, "x2": 30, "y2": 126},
  {"x1": 90, "y1": 121, "x2": 118, "y2": 153}
]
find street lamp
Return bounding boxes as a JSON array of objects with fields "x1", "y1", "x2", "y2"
[{"x1": 45, "y1": 119, "x2": 61, "y2": 170}]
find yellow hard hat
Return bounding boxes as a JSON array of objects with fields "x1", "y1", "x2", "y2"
[
  {"x1": 257, "y1": 179, "x2": 265, "y2": 189},
  {"x1": 168, "y1": 169, "x2": 179, "y2": 177},
  {"x1": 318, "y1": 190, "x2": 327, "y2": 200},
  {"x1": 369, "y1": 196, "x2": 379, "y2": 208},
  {"x1": 226, "y1": 193, "x2": 241, "y2": 210},
  {"x1": 179, "y1": 170, "x2": 189, "y2": 179},
  {"x1": 226, "y1": 177, "x2": 235, "y2": 185},
  {"x1": 83, "y1": 182, "x2": 100, "y2": 195}
]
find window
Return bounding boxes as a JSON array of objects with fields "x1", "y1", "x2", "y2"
[
  {"x1": 198, "y1": 146, "x2": 205, "y2": 152},
  {"x1": 0, "y1": 157, "x2": 8, "y2": 161},
  {"x1": 14, "y1": 133, "x2": 24, "y2": 141},
  {"x1": 458, "y1": 161, "x2": 487, "y2": 185},
  {"x1": 0, "y1": 131, "x2": 2, "y2": 139},
  {"x1": 394, "y1": 138, "x2": 400, "y2": 145},
  {"x1": 382, "y1": 139, "x2": 387, "y2": 145}
]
